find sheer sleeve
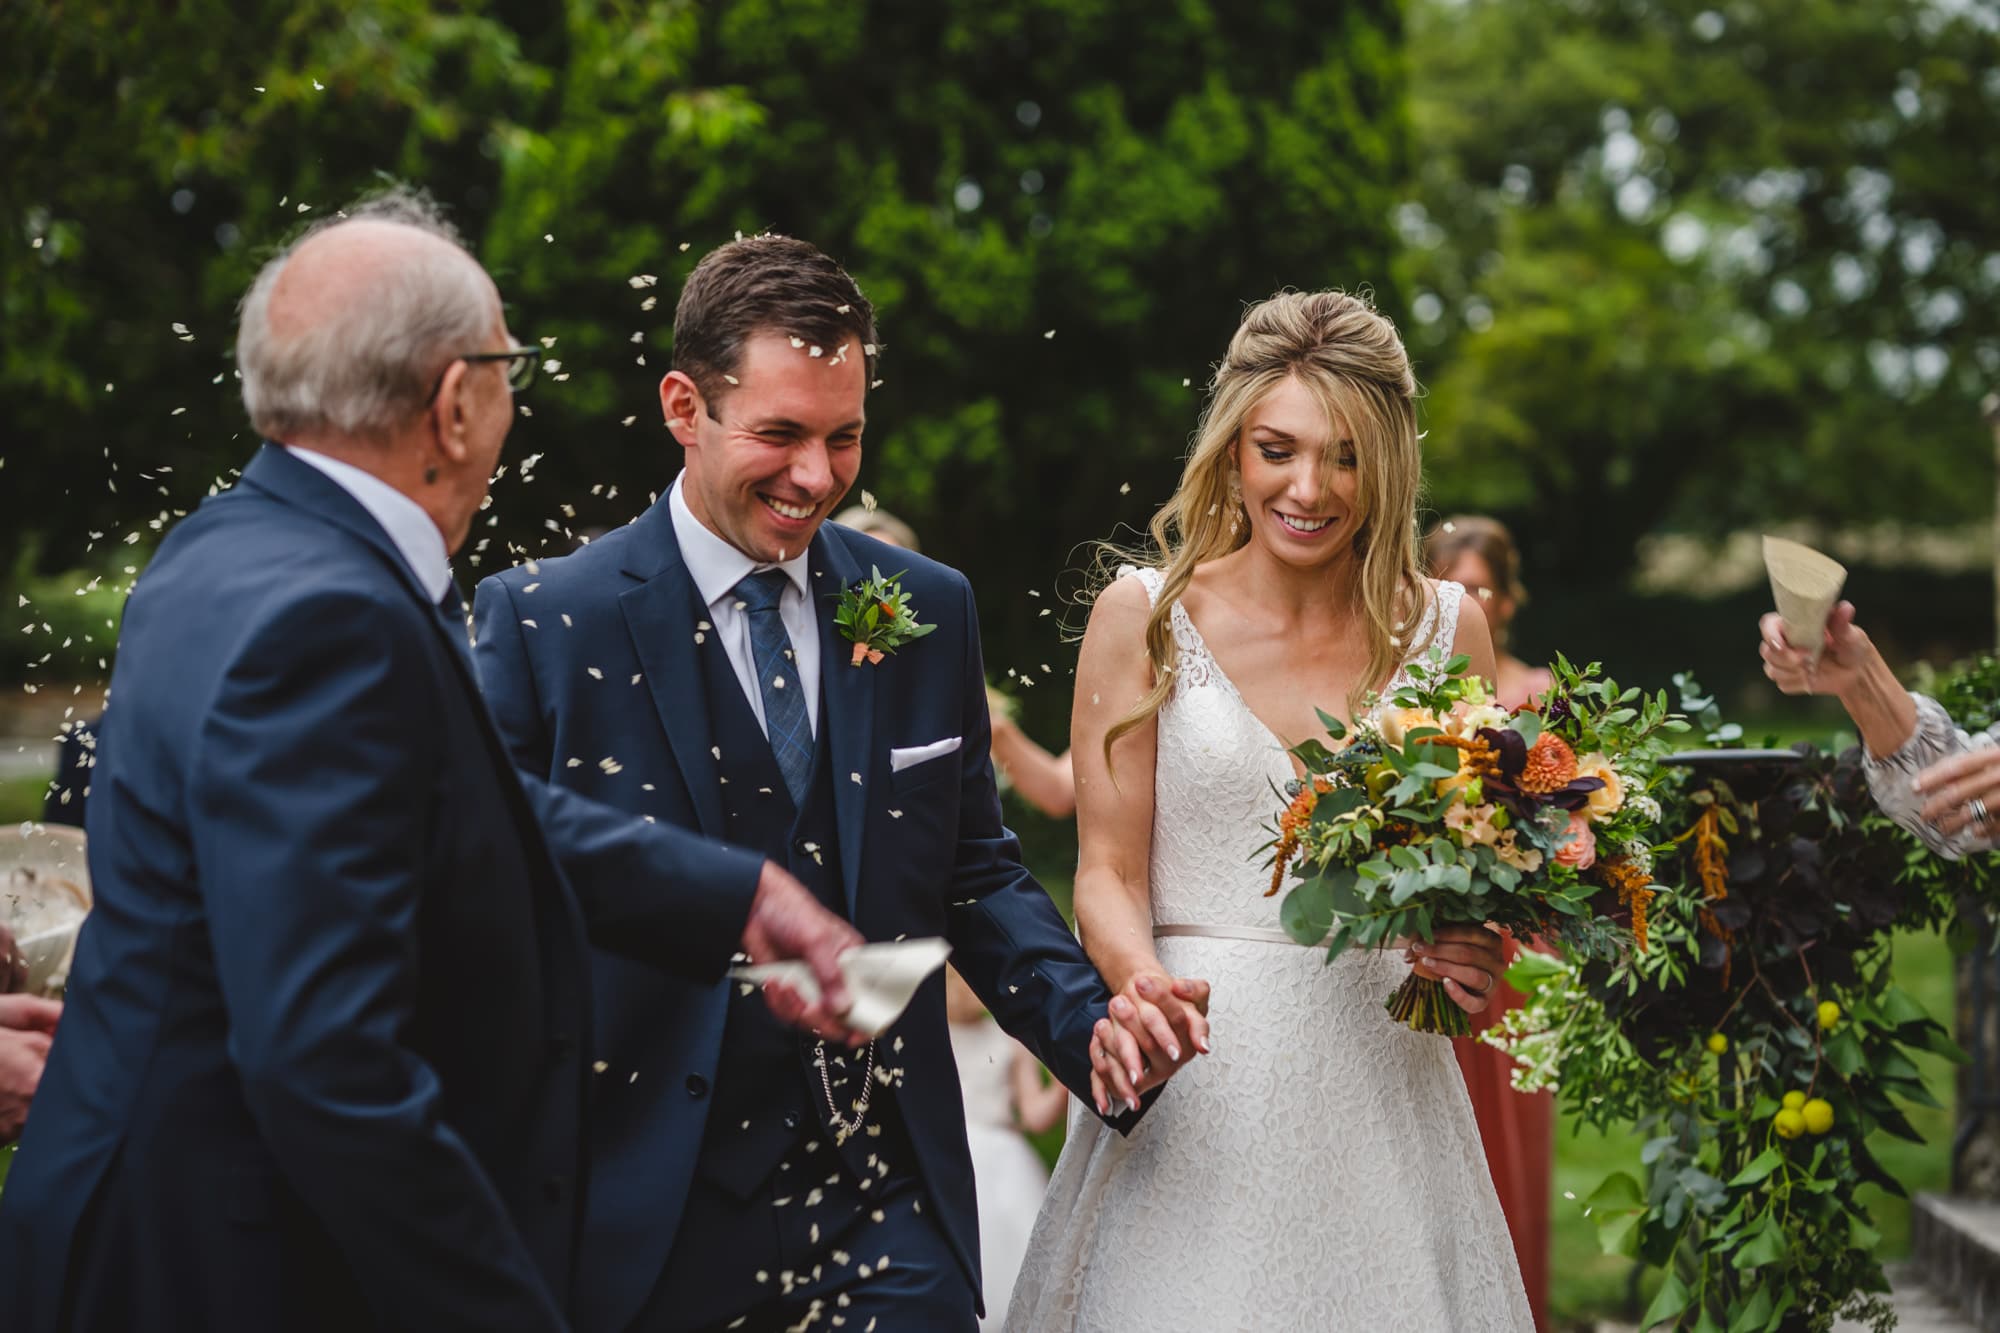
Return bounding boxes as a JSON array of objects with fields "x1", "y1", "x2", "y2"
[{"x1": 1863, "y1": 691, "x2": 2000, "y2": 859}]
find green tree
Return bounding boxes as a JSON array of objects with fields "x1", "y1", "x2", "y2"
[
  {"x1": 3, "y1": 1, "x2": 1410, "y2": 710},
  {"x1": 1400, "y1": 0, "x2": 2000, "y2": 574}
]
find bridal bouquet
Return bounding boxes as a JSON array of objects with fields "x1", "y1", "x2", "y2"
[{"x1": 1260, "y1": 651, "x2": 1685, "y2": 1036}]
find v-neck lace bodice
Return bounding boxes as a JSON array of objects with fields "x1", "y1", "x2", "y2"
[{"x1": 1134, "y1": 565, "x2": 1463, "y2": 934}]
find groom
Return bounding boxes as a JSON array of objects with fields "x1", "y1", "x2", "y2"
[{"x1": 472, "y1": 235, "x2": 1206, "y2": 1332}]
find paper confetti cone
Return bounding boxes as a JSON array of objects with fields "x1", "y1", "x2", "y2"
[
  {"x1": 1763, "y1": 536, "x2": 1847, "y2": 663},
  {"x1": 731, "y1": 937, "x2": 952, "y2": 1038}
]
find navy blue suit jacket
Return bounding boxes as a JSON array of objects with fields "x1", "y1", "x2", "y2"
[
  {"x1": 0, "y1": 446, "x2": 766, "y2": 1333},
  {"x1": 472, "y1": 496, "x2": 1133, "y2": 1332}
]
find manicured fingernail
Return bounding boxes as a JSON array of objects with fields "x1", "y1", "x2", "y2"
[
  {"x1": 1196, "y1": 1037, "x2": 1211, "y2": 1054},
  {"x1": 1129, "y1": 1067, "x2": 1141, "y2": 1084},
  {"x1": 1127, "y1": 1097, "x2": 1141, "y2": 1114},
  {"x1": 1167, "y1": 1045, "x2": 1181, "y2": 1062}
]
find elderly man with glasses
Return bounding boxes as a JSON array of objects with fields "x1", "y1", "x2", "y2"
[{"x1": 0, "y1": 187, "x2": 864, "y2": 1333}]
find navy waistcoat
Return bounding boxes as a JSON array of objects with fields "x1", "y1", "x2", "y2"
[{"x1": 698, "y1": 646, "x2": 904, "y2": 1196}]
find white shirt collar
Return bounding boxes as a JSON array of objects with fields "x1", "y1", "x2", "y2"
[
  {"x1": 285, "y1": 445, "x2": 454, "y2": 603},
  {"x1": 667, "y1": 473, "x2": 812, "y2": 608}
]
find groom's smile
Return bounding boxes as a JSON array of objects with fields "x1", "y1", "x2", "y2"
[{"x1": 665, "y1": 328, "x2": 867, "y2": 564}]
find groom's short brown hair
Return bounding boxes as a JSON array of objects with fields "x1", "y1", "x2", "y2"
[{"x1": 672, "y1": 234, "x2": 879, "y2": 408}]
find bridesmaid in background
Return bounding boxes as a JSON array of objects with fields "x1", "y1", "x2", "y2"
[{"x1": 1425, "y1": 514, "x2": 1554, "y2": 1333}]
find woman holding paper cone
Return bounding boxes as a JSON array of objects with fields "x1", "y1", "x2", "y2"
[{"x1": 1760, "y1": 602, "x2": 1995, "y2": 855}]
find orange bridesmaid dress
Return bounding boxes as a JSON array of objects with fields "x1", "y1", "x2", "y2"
[{"x1": 1454, "y1": 940, "x2": 1553, "y2": 1333}]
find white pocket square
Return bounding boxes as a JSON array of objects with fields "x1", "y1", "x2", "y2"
[{"x1": 889, "y1": 736, "x2": 962, "y2": 773}]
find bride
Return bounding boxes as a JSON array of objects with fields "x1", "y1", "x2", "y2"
[{"x1": 1007, "y1": 290, "x2": 1534, "y2": 1329}]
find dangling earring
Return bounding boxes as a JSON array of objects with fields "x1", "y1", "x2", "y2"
[
  {"x1": 1226, "y1": 470, "x2": 1244, "y2": 531},
  {"x1": 423, "y1": 466, "x2": 439, "y2": 485}
]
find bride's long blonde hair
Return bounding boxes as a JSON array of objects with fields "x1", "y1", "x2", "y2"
[{"x1": 1102, "y1": 289, "x2": 1429, "y2": 764}]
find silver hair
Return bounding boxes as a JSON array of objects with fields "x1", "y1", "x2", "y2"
[{"x1": 235, "y1": 184, "x2": 496, "y2": 441}]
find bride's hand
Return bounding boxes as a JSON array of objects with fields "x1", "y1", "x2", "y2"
[
  {"x1": 1087, "y1": 972, "x2": 1210, "y2": 1114},
  {"x1": 1407, "y1": 925, "x2": 1508, "y2": 1016}
]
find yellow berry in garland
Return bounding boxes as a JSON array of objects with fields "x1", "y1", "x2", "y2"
[
  {"x1": 1706, "y1": 1033, "x2": 1729, "y2": 1055},
  {"x1": 1817, "y1": 1000, "x2": 1842, "y2": 1030},
  {"x1": 1782, "y1": 1090, "x2": 1807, "y2": 1111},
  {"x1": 1802, "y1": 1098, "x2": 1835, "y2": 1135},
  {"x1": 1774, "y1": 1108, "x2": 1807, "y2": 1139}
]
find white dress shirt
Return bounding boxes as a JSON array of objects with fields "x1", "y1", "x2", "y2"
[
  {"x1": 286, "y1": 446, "x2": 454, "y2": 603},
  {"x1": 668, "y1": 474, "x2": 820, "y2": 739}
]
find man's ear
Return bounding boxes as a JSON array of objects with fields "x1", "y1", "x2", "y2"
[
  {"x1": 428, "y1": 359, "x2": 475, "y2": 466},
  {"x1": 660, "y1": 371, "x2": 707, "y2": 449}
]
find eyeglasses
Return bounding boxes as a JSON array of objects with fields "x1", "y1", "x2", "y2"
[{"x1": 427, "y1": 346, "x2": 543, "y2": 402}]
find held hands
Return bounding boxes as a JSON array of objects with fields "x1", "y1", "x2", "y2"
[
  {"x1": 1087, "y1": 970, "x2": 1212, "y2": 1117},
  {"x1": 738, "y1": 861, "x2": 869, "y2": 1047},
  {"x1": 1758, "y1": 602, "x2": 1878, "y2": 699},
  {"x1": 1407, "y1": 924, "x2": 1509, "y2": 1017}
]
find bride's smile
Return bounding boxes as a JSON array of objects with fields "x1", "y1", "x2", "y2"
[{"x1": 1235, "y1": 373, "x2": 1362, "y2": 567}]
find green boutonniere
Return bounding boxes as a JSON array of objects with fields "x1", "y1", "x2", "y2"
[{"x1": 834, "y1": 566, "x2": 937, "y2": 666}]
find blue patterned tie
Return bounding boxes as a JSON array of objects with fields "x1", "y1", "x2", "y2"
[{"x1": 734, "y1": 569, "x2": 814, "y2": 806}]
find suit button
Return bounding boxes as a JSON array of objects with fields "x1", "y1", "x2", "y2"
[
  {"x1": 686, "y1": 1074, "x2": 709, "y2": 1099},
  {"x1": 543, "y1": 1175, "x2": 567, "y2": 1203},
  {"x1": 783, "y1": 1111, "x2": 801, "y2": 1131}
]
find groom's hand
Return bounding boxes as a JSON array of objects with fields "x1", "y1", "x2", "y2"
[
  {"x1": 1089, "y1": 972, "x2": 1211, "y2": 1115},
  {"x1": 1409, "y1": 925, "x2": 1508, "y2": 1016},
  {"x1": 740, "y1": 861, "x2": 868, "y2": 1046}
]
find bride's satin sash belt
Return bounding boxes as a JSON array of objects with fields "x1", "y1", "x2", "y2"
[{"x1": 1153, "y1": 923, "x2": 1304, "y2": 946}]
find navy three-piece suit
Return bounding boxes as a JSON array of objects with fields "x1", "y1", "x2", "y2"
[
  {"x1": 0, "y1": 446, "x2": 769, "y2": 1332},
  {"x1": 472, "y1": 491, "x2": 1138, "y2": 1331}
]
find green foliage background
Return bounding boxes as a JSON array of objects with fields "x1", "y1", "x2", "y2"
[
  {"x1": 8, "y1": 0, "x2": 1998, "y2": 725},
  {"x1": 2, "y1": 0, "x2": 1409, "y2": 696}
]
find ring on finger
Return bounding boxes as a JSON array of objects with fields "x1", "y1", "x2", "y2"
[{"x1": 1973, "y1": 796, "x2": 1990, "y2": 827}]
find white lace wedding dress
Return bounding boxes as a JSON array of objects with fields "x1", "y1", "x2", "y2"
[{"x1": 1005, "y1": 570, "x2": 1533, "y2": 1332}]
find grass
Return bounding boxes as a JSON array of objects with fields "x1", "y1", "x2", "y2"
[{"x1": 0, "y1": 774, "x2": 48, "y2": 824}]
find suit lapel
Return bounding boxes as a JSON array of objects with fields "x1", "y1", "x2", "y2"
[
  {"x1": 812, "y1": 530, "x2": 875, "y2": 917},
  {"x1": 618, "y1": 504, "x2": 727, "y2": 839}
]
